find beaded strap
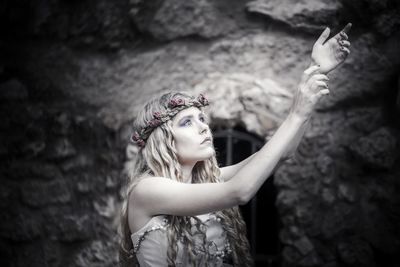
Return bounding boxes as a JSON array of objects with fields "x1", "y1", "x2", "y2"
[{"x1": 133, "y1": 217, "x2": 169, "y2": 253}]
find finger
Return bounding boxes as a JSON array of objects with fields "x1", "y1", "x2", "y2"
[
  {"x1": 315, "y1": 27, "x2": 330, "y2": 45},
  {"x1": 339, "y1": 31, "x2": 349, "y2": 40},
  {"x1": 307, "y1": 80, "x2": 328, "y2": 92},
  {"x1": 338, "y1": 40, "x2": 351, "y2": 48},
  {"x1": 340, "y1": 47, "x2": 350, "y2": 55},
  {"x1": 302, "y1": 65, "x2": 321, "y2": 84},
  {"x1": 310, "y1": 88, "x2": 330, "y2": 104},
  {"x1": 311, "y1": 74, "x2": 330, "y2": 82},
  {"x1": 307, "y1": 74, "x2": 329, "y2": 86},
  {"x1": 304, "y1": 65, "x2": 320, "y2": 75},
  {"x1": 319, "y1": 89, "x2": 330, "y2": 95},
  {"x1": 314, "y1": 89, "x2": 330, "y2": 100},
  {"x1": 313, "y1": 81, "x2": 329, "y2": 91},
  {"x1": 342, "y1": 23, "x2": 352, "y2": 34}
]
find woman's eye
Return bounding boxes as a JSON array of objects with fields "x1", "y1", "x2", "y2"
[{"x1": 182, "y1": 119, "x2": 192, "y2": 126}]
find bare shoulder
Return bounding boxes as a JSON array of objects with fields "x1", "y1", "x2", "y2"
[
  {"x1": 129, "y1": 177, "x2": 175, "y2": 211},
  {"x1": 130, "y1": 177, "x2": 165, "y2": 207},
  {"x1": 132, "y1": 177, "x2": 176, "y2": 199},
  {"x1": 128, "y1": 177, "x2": 168, "y2": 233}
]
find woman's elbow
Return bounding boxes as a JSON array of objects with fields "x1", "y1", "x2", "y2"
[
  {"x1": 238, "y1": 192, "x2": 252, "y2": 205},
  {"x1": 234, "y1": 186, "x2": 252, "y2": 205},
  {"x1": 227, "y1": 180, "x2": 253, "y2": 206}
]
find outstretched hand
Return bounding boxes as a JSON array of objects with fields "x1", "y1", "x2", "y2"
[
  {"x1": 311, "y1": 23, "x2": 352, "y2": 74},
  {"x1": 290, "y1": 65, "x2": 330, "y2": 119}
]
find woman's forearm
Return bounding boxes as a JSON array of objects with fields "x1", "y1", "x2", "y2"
[
  {"x1": 226, "y1": 63, "x2": 329, "y2": 204},
  {"x1": 228, "y1": 113, "x2": 308, "y2": 204},
  {"x1": 281, "y1": 116, "x2": 310, "y2": 159}
]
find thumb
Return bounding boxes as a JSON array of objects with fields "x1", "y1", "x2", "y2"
[{"x1": 315, "y1": 27, "x2": 330, "y2": 45}]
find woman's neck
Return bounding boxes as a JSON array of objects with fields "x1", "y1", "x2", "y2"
[{"x1": 180, "y1": 163, "x2": 195, "y2": 183}]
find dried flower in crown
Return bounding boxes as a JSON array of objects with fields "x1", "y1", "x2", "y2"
[
  {"x1": 130, "y1": 93, "x2": 209, "y2": 148},
  {"x1": 198, "y1": 94, "x2": 208, "y2": 106},
  {"x1": 131, "y1": 131, "x2": 146, "y2": 148},
  {"x1": 168, "y1": 98, "x2": 185, "y2": 108},
  {"x1": 153, "y1": 111, "x2": 162, "y2": 119}
]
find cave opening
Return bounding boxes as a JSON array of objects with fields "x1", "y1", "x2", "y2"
[{"x1": 213, "y1": 125, "x2": 281, "y2": 267}]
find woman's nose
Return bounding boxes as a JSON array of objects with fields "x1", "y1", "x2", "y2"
[{"x1": 198, "y1": 121, "x2": 208, "y2": 134}]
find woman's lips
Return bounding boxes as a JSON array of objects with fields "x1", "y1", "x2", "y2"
[{"x1": 201, "y1": 137, "x2": 212, "y2": 144}]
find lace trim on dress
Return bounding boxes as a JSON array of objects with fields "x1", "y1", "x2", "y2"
[{"x1": 131, "y1": 213, "x2": 233, "y2": 260}]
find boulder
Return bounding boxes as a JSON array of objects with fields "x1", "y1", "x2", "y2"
[
  {"x1": 193, "y1": 72, "x2": 292, "y2": 136},
  {"x1": 246, "y1": 0, "x2": 342, "y2": 33}
]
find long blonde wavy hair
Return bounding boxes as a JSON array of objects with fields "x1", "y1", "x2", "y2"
[{"x1": 118, "y1": 91, "x2": 253, "y2": 266}]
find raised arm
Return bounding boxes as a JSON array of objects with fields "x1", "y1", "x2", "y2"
[
  {"x1": 219, "y1": 24, "x2": 352, "y2": 182},
  {"x1": 227, "y1": 65, "x2": 330, "y2": 203},
  {"x1": 132, "y1": 65, "x2": 332, "y2": 218},
  {"x1": 218, "y1": 152, "x2": 258, "y2": 182}
]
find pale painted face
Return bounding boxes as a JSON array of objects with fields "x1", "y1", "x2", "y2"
[{"x1": 171, "y1": 107, "x2": 214, "y2": 165}]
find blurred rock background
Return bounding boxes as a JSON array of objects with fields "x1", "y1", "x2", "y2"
[{"x1": 0, "y1": 0, "x2": 399, "y2": 266}]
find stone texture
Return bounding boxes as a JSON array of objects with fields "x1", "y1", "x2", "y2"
[
  {"x1": 0, "y1": 182, "x2": 18, "y2": 209},
  {"x1": 298, "y1": 250, "x2": 323, "y2": 267},
  {"x1": 0, "y1": 79, "x2": 28, "y2": 100},
  {"x1": 6, "y1": 161, "x2": 63, "y2": 181},
  {"x1": 337, "y1": 237, "x2": 376, "y2": 267},
  {"x1": 0, "y1": 211, "x2": 42, "y2": 241},
  {"x1": 61, "y1": 154, "x2": 94, "y2": 172},
  {"x1": 131, "y1": 0, "x2": 236, "y2": 41},
  {"x1": 247, "y1": 0, "x2": 342, "y2": 33},
  {"x1": 93, "y1": 195, "x2": 118, "y2": 218},
  {"x1": 76, "y1": 173, "x2": 91, "y2": 194},
  {"x1": 193, "y1": 72, "x2": 293, "y2": 136},
  {"x1": 343, "y1": 0, "x2": 400, "y2": 36},
  {"x1": 349, "y1": 127, "x2": 398, "y2": 169},
  {"x1": 42, "y1": 240, "x2": 62, "y2": 267},
  {"x1": 2, "y1": 0, "x2": 133, "y2": 48},
  {"x1": 14, "y1": 242, "x2": 47, "y2": 267},
  {"x1": 45, "y1": 137, "x2": 77, "y2": 160},
  {"x1": 293, "y1": 235, "x2": 314, "y2": 256},
  {"x1": 338, "y1": 182, "x2": 357, "y2": 203},
  {"x1": 45, "y1": 212, "x2": 93, "y2": 242},
  {"x1": 282, "y1": 245, "x2": 303, "y2": 265},
  {"x1": 21, "y1": 29, "x2": 313, "y2": 130},
  {"x1": 280, "y1": 225, "x2": 304, "y2": 245},
  {"x1": 0, "y1": 81, "x2": 121, "y2": 267},
  {"x1": 361, "y1": 197, "x2": 400, "y2": 254},
  {"x1": 21, "y1": 179, "x2": 71, "y2": 207},
  {"x1": 397, "y1": 75, "x2": 400, "y2": 113},
  {"x1": 72, "y1": 240, "x2": 118, "y2": 267}
]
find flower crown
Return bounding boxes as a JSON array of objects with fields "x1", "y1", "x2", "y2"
[{"x1": 131, "y1": 94, "x2": 209, "y2": 148}]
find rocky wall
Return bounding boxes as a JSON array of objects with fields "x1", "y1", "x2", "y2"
[
  {"x1": 0, "y1": 73, "x2": 124, "y2": 266},
  {"x1": 1, "y1": 0, "x2": 400, "y2": 266}
]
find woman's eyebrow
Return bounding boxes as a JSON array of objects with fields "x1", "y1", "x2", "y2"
[
  {"x1": 178, "y1": 113, "x2": 204, "y2": 122},
  {"x1": 181, "y1": 115, "x2": 193, "y2": 119}
]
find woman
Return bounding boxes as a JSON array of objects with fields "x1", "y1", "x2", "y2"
[{"x1": 119, "y1": 23, "x2": 352, "y2": 266}]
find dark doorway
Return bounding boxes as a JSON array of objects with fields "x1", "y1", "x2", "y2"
[{"x1": 213, "y1": 126, "x2": 281, "y2": 267}]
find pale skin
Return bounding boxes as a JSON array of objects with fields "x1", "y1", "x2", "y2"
[{"x1": 129, "y1": 24, "x2": 352, "y2": 233}]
